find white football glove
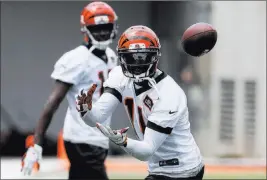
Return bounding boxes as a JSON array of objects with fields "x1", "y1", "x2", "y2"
[
  {"x1": 21, "y1": 144, "x2": 42, "y2": 175},
  {"x1": 76, "y1": 84, "x2": 97, "y2": 117},
  {"x1": 96, "y1": 123, "x2": 129, "y2": 147}
]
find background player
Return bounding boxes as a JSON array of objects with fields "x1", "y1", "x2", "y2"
[
  {"x1": 21, "y1": 2, "x2": 118, "y2": 180},
  {"x1": 76, "y1": 25, "x2": 205, "y2": 180}
]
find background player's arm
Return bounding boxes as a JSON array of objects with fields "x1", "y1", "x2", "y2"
[
  {"x1": 35, "y1": 51, "x2": 85, "y2": 145},
  {"x1": 34, "y1": 80, "x2": 72, "y2": 145}
]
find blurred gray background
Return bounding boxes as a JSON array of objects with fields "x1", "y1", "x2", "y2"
[
  {"x1": 3, "y1": 1, "x2": 265, "y2": 159},
  {"x1": 1, "y1": 1, "x2": 210, "y2": 155}
]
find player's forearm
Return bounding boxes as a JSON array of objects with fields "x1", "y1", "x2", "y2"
[
  {"x1": 34, "y1": 99, "x2": 61, "y2": 145},
  {"x1": 34, "y1": 116, "x2": 52, "y2": 145},
  {"x1": 34, "y1": 80, "x2": 71, "y2": 145},
  {"x1": 122, "y1": 138, "x2": 154, "y2": 161},
  {"x1": 82, "y1": 109, "x2": 105, "y2": 126},
  {"x1": 82, "y1": 93, "x2": 119, "y2": 126},
  {"x1": 122, "y1": 128, "x2": 168, "y2": 161}
]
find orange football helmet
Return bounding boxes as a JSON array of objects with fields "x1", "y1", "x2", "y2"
[
  {"x1": 117, "y1": 25, "x2": 161, "y2": 79},
  {"x1": 80, "y1": 1, "x2": 118, "y2": 50}
]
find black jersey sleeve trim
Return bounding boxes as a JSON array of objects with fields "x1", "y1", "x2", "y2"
[
  {"x1": 103, "y1": 87, "x2": 122, "y2": 103},
  {"x1": 147, "y1": 121, "x2": 173, "y2": 134}
]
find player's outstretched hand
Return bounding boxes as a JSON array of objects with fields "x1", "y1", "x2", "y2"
[
  {"x1": 76, "y1": 84, "x2": 97, "y2": 117},
  {"x1": 21, "y1": 144, "x2": 42, "y2": 175},
  {"x1": 96, "y1": 123, "x2": 129, "y2": 147}
]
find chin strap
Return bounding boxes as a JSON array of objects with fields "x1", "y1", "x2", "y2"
[
  {"x1": 129, "y1": 75, "x2": 161, "y2": 100},
  {"x1": 143, "y1": 77, "x2": 161, "y2": 100}
]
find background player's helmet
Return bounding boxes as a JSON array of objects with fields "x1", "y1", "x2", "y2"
[
  {"x1": 117, "y1": 25, "x2": 161, "y2": 79},
  {"x1": 80, "y1": 2, "x2": 118, "y2": 50}
]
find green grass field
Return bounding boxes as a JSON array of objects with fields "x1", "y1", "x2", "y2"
[{"x1": 109, "y1": 172, "x2": 266, "y2": 179}]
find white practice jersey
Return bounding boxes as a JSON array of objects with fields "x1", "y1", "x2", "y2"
[
  {"x1": 51, "y1": 44, "x2": 117, "y2": 149},
  {"x1": 103, "y1": 66, "x2": 203, "y2": 176}
]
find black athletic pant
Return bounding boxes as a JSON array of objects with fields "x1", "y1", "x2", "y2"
[
  {"x1": 145, "y1": 166, "x2": 205, "y2": 180},
  {"x1": 64, "y1": 141, "x2": 109, "y2": 180}
]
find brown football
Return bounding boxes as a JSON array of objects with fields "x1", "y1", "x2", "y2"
[{"x1": 181, "y1": 23, "x2": 217, "y2": 57}]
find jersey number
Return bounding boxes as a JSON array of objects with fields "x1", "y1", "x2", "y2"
[
  {"x1": 98, "y1": 69, "x2": 112, "y2": 96},
  {"x1": 124, "y1": 97, "x2": 146, "y2": 134}
]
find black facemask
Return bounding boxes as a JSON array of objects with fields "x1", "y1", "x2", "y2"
[
  {"x1": 87, "y1": 23, "x2": 114, "y2": 42},
  {"x1": 119, "y1": 51, "x2": 159, "y2": 78}
]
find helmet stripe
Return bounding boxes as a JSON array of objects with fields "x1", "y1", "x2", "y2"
[{"x1": 120, "y1": 36, "x2": 155, "y2": 47}]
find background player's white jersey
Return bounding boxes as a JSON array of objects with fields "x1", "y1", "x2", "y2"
[
  {"x1": 104, "y1": 66, "x2": 203, "y2": 175},
  {"x1": 51, "y1": 45, "x2": 117, "y2": 149}
]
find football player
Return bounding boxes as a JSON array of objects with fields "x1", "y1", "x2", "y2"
[
  {"x1": 21, "y1": 2, "x2": 118, "y2": 180},
  {"x1": 76, "y1": 25, "x2": 205, "y2": 180}
]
